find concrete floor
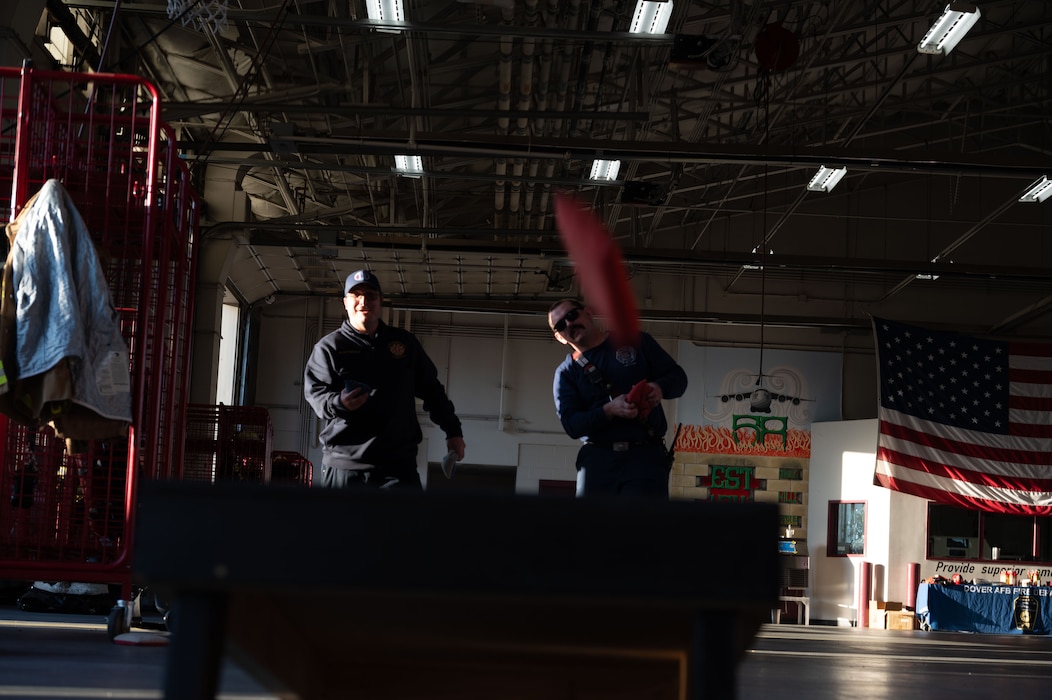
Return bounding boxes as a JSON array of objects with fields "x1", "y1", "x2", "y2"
[
  {"x1": 0, "y1": 603, "x2": 276, "y2": 699},
  {"x1": 3, "y1": 602, "x2": 1052, "y2": 699},
  {"x1": 741, "y1": 624, "x2": 1052, "y2": 699}
]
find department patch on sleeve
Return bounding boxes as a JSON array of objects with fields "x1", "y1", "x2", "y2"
[{"x1": 388, "y1": 340, "x2": 407, "y2": 358}]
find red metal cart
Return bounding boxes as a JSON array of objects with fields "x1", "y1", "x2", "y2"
[
  {"x1": 271, "y1": 450, "x2": 313, "y2": 486},
  {"x1": 0, "y1": 62, "x2": 198, "y2": 636},
  {"x1": 184, "y1": 404, "x2": 274, "y2": 483}
]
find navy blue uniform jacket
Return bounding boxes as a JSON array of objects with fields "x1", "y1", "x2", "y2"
[
  {"x1": 553, "y1": 332, "x2": 688, "y2": 445},
  {"x1": 304, "y1": 320, "x2": 462, "y2": 468}
]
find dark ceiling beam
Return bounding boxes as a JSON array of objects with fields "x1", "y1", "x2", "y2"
[
  {"x1": 61, "y1": 1, "x2": 675, "y2": 42},
  {"x1": 163, "y1": 102, "x2": 651, "y2": 123},
  {"x1": 198, "y1": 157, "x2": 596, "y2": 189},
  {"x1": 390, "y1": 299, "x2": 872, "y2": 332},
  {"x1": 186, "y1": 132, "x2": 1052, "y2": 179},
  {"x1": 204, "y1": 223, "x2": 1052, "y2": 283}
]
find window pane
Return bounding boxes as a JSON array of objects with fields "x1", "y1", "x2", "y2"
[
  {"x1": 829, "y1": 502, "x2": 865, "y2": 556},
  {"x1": 984, "y1": 513, "x2": 1036, "y2": 562},
  {"x1": 927, "y1": 504, "x2": 979, "y2": 559},
  {"x1": 1037, "y1": 518, "x2": 1052, "y2": 563},
  {"x1": 926, "y1": 504, "x2": 1052, "y2": 563}
]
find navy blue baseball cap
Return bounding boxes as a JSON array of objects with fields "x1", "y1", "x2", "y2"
[{"x1": 344, "y1": 269, "x2": 382, "y2": 296}]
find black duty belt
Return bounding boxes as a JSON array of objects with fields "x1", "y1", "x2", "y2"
[{"x1": 587, "y1": 440, "x2": 658, "y2": 452}]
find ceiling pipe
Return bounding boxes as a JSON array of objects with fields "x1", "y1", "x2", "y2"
[
  {"x1": 498, "y1": 314, "x2": 509, "y2": 432},
  {"x1": 190, "y1": 133, "x2": 1051, "y2": 179},
  {"x1": 162, "y1": 101, "x2": 650, "y2": 122},
  {"x1": 375, "y1": 298, "x2": 1052, "y2": 343},
  {"x1": 879, "y1": 190, "x2": 1023, "y2": 302},
  {"x1": 64, "y1": 0, "x2": 678, "y2": 42},
  {"x1": 402, "y1": 30, "x2": 434, "y2": 229},
  {"x1": 523, "y1": 14, "x2": 553, "y2": 230},
  {"x1": 509, "y1": 0, "x2": 540, "y2": 225},
  {"x1": 495, "y1": 5, "x2": 516, "y2": 229},
  {"x1": 535, "y1": 0, "x2": 580, "y2": 230},
  {"x1": 519, "y1": 0, "x2": 563, "y2": 230},
  {"x1": 566, "y1": 0, "x2": 602, "y2": 138},
  {"x1": 202, "y1": 221, "x2": 1052, "y2": 283}
]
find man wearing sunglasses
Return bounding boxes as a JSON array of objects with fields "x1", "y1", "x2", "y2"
[
  {"x1": 304, "y1": 269, "x2": 466, "y2": 489},
  {"x1": 547, "y1": 299, "x2": 687, "y2": 498}
]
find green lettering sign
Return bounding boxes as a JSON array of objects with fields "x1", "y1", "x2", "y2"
[{"x1": 712, "y1": 465, "x2": 754, "y2": 490}]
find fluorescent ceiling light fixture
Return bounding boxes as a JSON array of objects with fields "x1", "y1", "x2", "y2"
[
  {"x1": 1019, "y1": 176, "x2": 1052, "y2": 203},
  {"x1": 394, "y1": 154, "x2": 424, "y2": 178},
  {"x1": 629, "y1": 0, "x2": 673, "y2": 35},
  {"x1": 917, "y1": 2, "x2": 980, "y2": 55},
  {"x1": 366, "y1": 0, "x2": 404, "y2": 24},
  {"x1": 916, "y1": 258, "x2": 943, "y2": 281},
  {"x1": 744, "y1": 245, "x2": 771, "y2": 270},
  {"x1": 589, "y1": 159, "x2": 621, "y2": 181},
  {"x1": 806, "y1": 166, "x2": 847, "y2": 192}
]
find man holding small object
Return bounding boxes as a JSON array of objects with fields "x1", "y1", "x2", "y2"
[
  {"x1": 304, "y1": 269, "x2": 466, "y2": 489},
  {"x1": 548, "y1": 299, "x2": 687, "y2": 499}
]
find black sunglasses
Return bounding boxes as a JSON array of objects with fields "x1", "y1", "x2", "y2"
[{"x1": 553, "y1": 307, "x2": 582, "y2": 334}]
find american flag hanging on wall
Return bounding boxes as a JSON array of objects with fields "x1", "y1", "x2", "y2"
[{"x1": 873, "y1": 317, "x2": 1052, "y2": 515}]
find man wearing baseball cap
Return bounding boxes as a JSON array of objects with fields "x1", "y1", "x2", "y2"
[{"x1": 303, "y1": 269, "x2": 466, "y2": 489}]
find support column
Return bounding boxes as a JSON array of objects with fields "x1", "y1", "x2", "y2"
[
  {"x1": 857, "y1": 561, "x2": 872, "y2": 628},
  {"x1": 906, "y1": 562, "x2": 921, "y2": 609}
]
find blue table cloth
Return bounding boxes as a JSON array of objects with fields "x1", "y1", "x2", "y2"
[{"x1": 917, "y1": 582, "x2": 1052, "y2": 634}]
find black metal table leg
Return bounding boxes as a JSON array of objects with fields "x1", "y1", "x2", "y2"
[
  {"x1": 686, "y1": 611, "x2": 736, "y2": 700},
  {"x1": 163, "y1": 591, "x2": 229, "y2": 700}
]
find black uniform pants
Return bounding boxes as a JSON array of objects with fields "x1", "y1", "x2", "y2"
[
  {"x1": 319, "y1": 454, "x2": 422, "y2": 490},
  {"x1": 575, "y1": 442, "x2": 669, "y2": 499}
]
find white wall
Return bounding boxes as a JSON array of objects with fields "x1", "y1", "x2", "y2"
[
  {"x1": 252, "y1": 310, "x2": 319, "y2": 456},
  {"x1": 808, "y1": 419, "x2": 928, "y2": 625},
  {"x1": 416, "y1": 325, "x2": 581, "y2": 472}
]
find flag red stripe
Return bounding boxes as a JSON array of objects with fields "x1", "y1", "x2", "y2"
[
  {"x1": 879, "y1": 419, "x2": 1050, "y2": 466},
  {"x1": 1011, "y1": 342, "x2": 1052, "y2": 358},
  {"x1": 873, "y1": 471, "x2": 1052, "y2": 516},
  {"x1": 1010, "y1": 367, "x2": 1052, "y2": 383},
  {"x1": 1008, "y1": 395, "x2": 1052, "y2": 411},
  {"x1": 876, "y1": 442, "x2": 1052, "y2": 492},
  {"x1": 1009, "y1": 422, "x2": 1052, "y2": 438}
]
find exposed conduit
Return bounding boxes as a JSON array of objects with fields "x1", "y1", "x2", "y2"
[
  {"x1": 495, "y1": 5, "x2": 515, "y2": 228},
  {"x1": 498, "y1": 314, "x2": 509, "y2": 432},
  {"x1": 509, "y1": 0, "x2": 540, "y2": 225}
]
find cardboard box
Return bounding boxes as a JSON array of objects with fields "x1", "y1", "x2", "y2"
[
  {"x1": 869, "y1": 601, "x2": 916, "y2": 630},
  {"x1": 869, "y1": 608, "x2": 885, "y2": 628},
  {"x1": 887, "y1": 610, "x2": 918, "y2": 630},
  {"x1": 871, "y1": 600, "x2": 903, "y2": 612}
]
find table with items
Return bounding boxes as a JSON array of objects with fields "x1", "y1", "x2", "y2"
[{"x1": 917, "y1": 582, "x2": 1052, "y2": 634}]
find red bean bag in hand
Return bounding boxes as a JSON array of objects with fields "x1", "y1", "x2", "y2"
[{"x1": 626, "y1": 379, "x2": 653, "y2": 418}]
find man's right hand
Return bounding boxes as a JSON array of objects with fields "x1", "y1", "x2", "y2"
[
  {"x1": 603, "y1": 394, "x2": 639, "y2": 420},
  {"x1": 340, "y1": 387, "x2": 371, "y2": 411}
]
